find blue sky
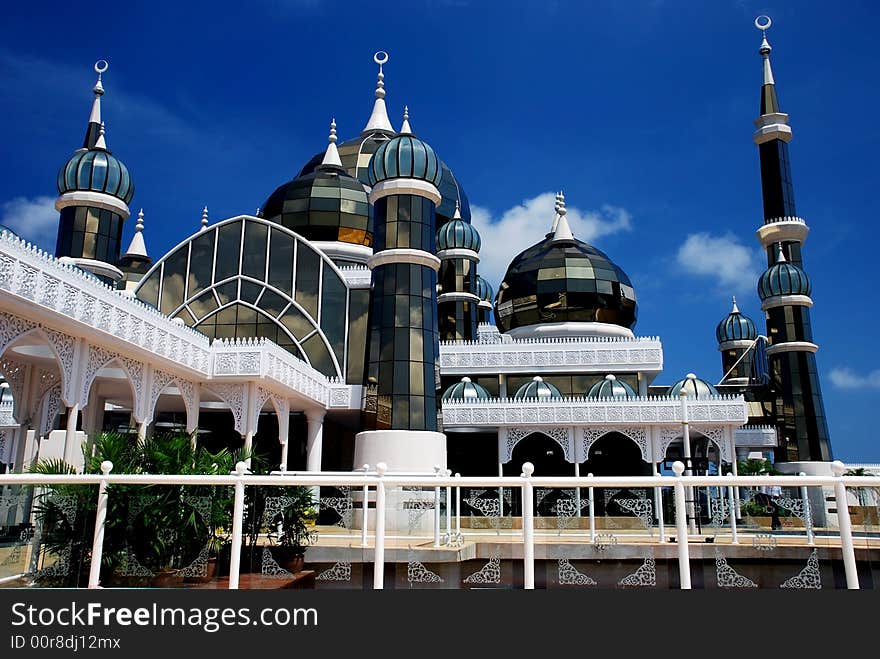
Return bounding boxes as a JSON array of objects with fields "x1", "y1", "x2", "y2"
[{"x1": 1, "y1": 1, "x2": 878, "y2": 461}]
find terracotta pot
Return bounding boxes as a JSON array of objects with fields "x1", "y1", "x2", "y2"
[
  {"x1": 150, "y1": 569, "x2": 183, "y2": 588},
  {"x1": 277, "y1": 551, "x2": 305, "y2": 575}
]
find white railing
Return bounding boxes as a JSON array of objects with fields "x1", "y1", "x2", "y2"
[
  {"x1": 1, "y1": 461, "x2": 878, "y2": 590},
  {"x1": 439, "y1": 335, "x2": 663, "y2": 374},
  {"x1": 442, "y1": 394, "x2": 747, "y2": 426}
]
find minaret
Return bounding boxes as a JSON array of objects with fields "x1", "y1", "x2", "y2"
[
  {"x1": 118, "y1": 209, "x2": 152, "y2": 292},
  {"x1": 751, "y1": 17, "x2": 832, "y2": 462},
  {"x1": 715, "y1": 297, "x2": 758, "y2": 385},
  {"x1": 362, "y1": 51, "x2": 395, "y2": 134},
  {"x1": 437, "y1": 200, "x2": 481, "y2": 341},
  {"x1": 55, "y1": 61, "x2": 133, "y2": 284},
  {"x1": 355, "y1": 108, "x2": 447, "y2": 471}
]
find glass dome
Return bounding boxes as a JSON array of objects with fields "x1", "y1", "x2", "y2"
[
  {"x1": 716, "y1": 308, "x2": 758, "y2": 343},
  {"x1": 586, "y1": 374, "x2": 636, "y2": 399},
  {"x1": 441, "y1": 377, "x2": 491, "y2": 401},
  {"x1": 475, "y1": 275, "x2": 493, "y2": 303},
  {"x1": 57, "y1": 148, "x2": 134, "y2": 204},
  {"x1": 513, "y1": 376, "x2": 563, "y2": 400},
  {"x1": 494, "y1": 235, "x2": 637, "y2": 333},
  {"x1": 367, "y1": 134, "x2": 442, "y2": 187},
  {"x1": 437, "y1": 218, "x2": 480, "y2": 252},
  {"x1": 262, "y1": 167, "x2": 372, "y2": 246},
  {"x1": 758, "y1": 260, "x2": 811, "y2": 300},
  {"x1": 666, "y1": 373, "x2": 719, "y2": 399}
]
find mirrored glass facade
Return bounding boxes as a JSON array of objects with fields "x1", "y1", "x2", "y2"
[
  {"x1": 135, "y1": 217, "x2": 360, "y2": 379},
  {"x1": 55, "y1": 206, "x2": 124, "y2": 264}
]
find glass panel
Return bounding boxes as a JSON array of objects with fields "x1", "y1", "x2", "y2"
[
  {"x1": 159, "y1": 247, "x2": 188, "y2": 315},
  {"x1": 345, "y1": 289, "x2": 369, "y2": 384},
  {"x1": 187, "y1": 229, "x2": 215, "y2": 298},
  {"x1": 91, "y1": 152, "x2": 108, "y2": 191},
  {"x1": 215, "y1": 222, "x2": 242, "y2": 282},
  {"x1": 320, "y1": 264, "x2": 347, "y2": 367},
  {"x1": 137, "y1": 269, "x2": 160, "y2": 307},
  {"x1": 268, "y1": 229, "x2": 294, "y2": 294},
  {"x1": 242, "y1": 221, "x2": 268, "y2": 281},
  {"x1": 302, "y1": 332, "x2": 336, "y2": 376},
  {"x1": 295, "y1": 242, "x2": 320, "y2": 320}
]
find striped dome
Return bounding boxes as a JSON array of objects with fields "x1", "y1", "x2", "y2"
[
  {"x1": 586, "y1": 374, "x2": 636, "y2": 399},
  {"x1": 367, "y1": 134, "x2": 442, "y2": 187},
  {"x1": 666, "y1": 373, "x2": 719, "y2": 399},
  {"x1": 513, "y1": 376, "x2": 562, "y2": 400},
  {"x1": 475, "y1": 275, "x2": 493, "y2": 303},
  {"x1": 758, "y1": 261, "x2": 811, "y2": 300},
  {"x1": 57, "y1": 149, "x2": 134, "y2": 204},
  {"x1": 437, "y1": 219, "x2": 481, "y2": 252},
  {"x1": 441, "y1": 377, "x2": 490, "y2": 401},
  {"x1": 716, "y1": 305, "x2": 758, "y2": 343}
]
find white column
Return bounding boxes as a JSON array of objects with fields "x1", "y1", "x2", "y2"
[
  {"x1": 679, "y1": 392, "x2": 697, "y2": 534},
  {"x1": 728, "y1": 428, "x2": 741, "y2": 517},
  {"x1": 652, "y1": 461, "x2": 665, "y2": 542},
  {"x1": 63, "y1": 404, "x2": 80, "y2": 468},
  {"x1": 137, "y1": 420, "x2": 148, "y2": 444},
  {"x1": 305, "y1": 409, "x2": 325, "y2": 473},
  {"x1": 279, "y1": 440, "x2": 289, "y2": 472},
  {"x1": 574, "y1": 462, "x2": 581, "y2": 518}
]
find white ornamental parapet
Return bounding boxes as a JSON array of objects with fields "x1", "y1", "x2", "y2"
[
  {"x1": 0, "y1": 233, "x2": 211, "y2": 375},
  {"x1": 441, "y1": 394, "x2": 748, "y2": 428},
  {"x1": 734, "y1": 425, "x2": 778, "y2": 447},
  {"x1": 211, "y1": 337, "x2": 333, "y2": 406},
  {"x1": 0, "y1": 398, "x2": 15, "y2": 427},
  {"x1": 439, "y1": 335, "x2": 663, "y2": 375}
]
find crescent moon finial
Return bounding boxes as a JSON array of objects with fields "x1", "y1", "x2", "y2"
[
  {"x1": 94, "y1": 59, "x2": 109, "y2": 75},
  {"x1": 374, "y1": 51, "x2": 389, "y2": 67},
  {"x1": 754, "y1": 15, "x2": 772, "y2": 32}
]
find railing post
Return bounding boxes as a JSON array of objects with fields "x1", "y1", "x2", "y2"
[
  {"x1": 672, "y1": 461, "x2": 691, "y2": 590},
  {"x1": 831, "y1": 461, "x2": 859, "y2": 589},
  {"x1": 455, "y1": 473, "x2": 462, "y2": 540},
  {"x1": 727, "y1": 485, "x2": 738, "y2": 544},
  {"x1": 87, "y1": 461, "x2": 112, "y2": 589},
  {"x1": 522, "y1": 462, "x2": 535, "y2": 590},
  {"x1": 433, "y1": 465, "x2": 442, "y2": 548},
  {"x1": 574, "y1": 462, "x2": 581, "y2": 518},
  {"x1": 228, "y1": 461, "x2": 247, "y2": 590},
  {"x1": 588, "y1": 473, "x2": 596, "y2": 542},
  {"x1": 361, "y1": 463, "x2": 370, "y2": 548},
  {"x1": 799, "y1": 472, "x2": 814, "y2": 546},
  {"x1": 373, "y1": 462, "x2": 387, "y2": 590},
  {"x1": 652, "y1": 462, "x2": 665, "y2": 542},
  {"x1": 445, "y1": 469, "x2": 452, "y2": 544}
]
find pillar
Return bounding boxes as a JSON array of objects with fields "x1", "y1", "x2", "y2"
[
  {"x1": 306, "y1": 409, "x2": 325, "y2": 473},
  {"x1": 63, "y1": 404, "x2": 80, "y2": 468}
]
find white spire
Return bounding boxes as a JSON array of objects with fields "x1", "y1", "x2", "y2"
[
  {"x1": 731, "y1": 296, "x2": 740, "y2": 314},
  {"x1": 362, "y1": 51, "x2": 394, "y2": 133},
  {"x1": 321, "y1": 117, "x2": 343, "y2": 168},
  {"x1": 550, "y1": 192, "x2": 563, "y2": 232},
  {"x1": 453, "y1": 199, "x2": 462, "y2": 220},
  {"x1": 200, "y1": 206, "x2": 209, "y2": 231},
  {"x1": 399, "y1": 105, "x2": 413, "y2": 135},
  {"x1": 94, "y1": 122, "x2": 107, "y2": 150},
  {"x1": 756, "y1": 16, "x2": 775, "y2": 85},
  {"x1": 88, "y1": 60, "x2": 107, "y2": 125},
  {"x1": 124, "y1": 209, "x2": 148, "y2": 257},
  {"x1": 776, "y1": 243, "x2": 787, "y2": 263},
  {"x1": 551, "y1": 191, "x2": 574, "y2": 242}
]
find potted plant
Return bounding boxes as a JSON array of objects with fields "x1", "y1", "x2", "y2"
[{"x1": 271, "y1": 486, "x2": 317, "y2": 574}]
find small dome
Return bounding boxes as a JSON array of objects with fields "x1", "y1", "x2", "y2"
[
  {"x1": 513, "y1": 376, "x2": 563, "y2": 400},
  {"x1": 758, "y1": 260, "x2": 811, "y2": 300},
  {"x1": 262, "y1": 168, "x2": 372, "y2": 246},
  {"x1": 367, "y1": 133, "x2": 442, "y2": 187},
  {"x1": 475, "y1": 275, "x2": 493, "y2": 303},
  {"x1": 586, "y1": 374, "x2": 636, "y2": 399},
  {"x1": 437, "y1": 218, "x2": 480, "y2": 252},
  {"x1": 716, "y1": 299, "x2": 758, "y2": 343},
  {"x1": 441, "y1": 377, "x2": 491, "y2": 401},
  {"x1": 666, "y1": 373, "x2": 719, "y2": 399},
  {"x1": 57, "y1": 148, "x2": 134, "y2": 204}
]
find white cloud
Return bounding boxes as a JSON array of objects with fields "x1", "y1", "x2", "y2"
[
  {"x1": 675, "y1": 232, "x2": 761, "y2": 295},
  {"x1": 0, "y1": 196, "x2": 58, "y2": 250},
  {"x1": 470, "y1": 192, "x2": 632, "y2": 291},
  {"x1": 829, "y1": 368, "x2": 880, "y2": 390}
]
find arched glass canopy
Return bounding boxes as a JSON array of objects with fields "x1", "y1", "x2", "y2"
[{"x1": 134, "y1": 216, "x2": 368, "y2": 379}]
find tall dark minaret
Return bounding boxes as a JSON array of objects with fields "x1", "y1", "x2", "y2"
[
  {"x1": 752, "y1": 17, "x2": 832, "y2": 462},
  {"x1": 55, "y1": 61, "x2": 134, "y2": 285},
  {"x1": 355, "y1": 108, "x2": 447, "y2": 471}
]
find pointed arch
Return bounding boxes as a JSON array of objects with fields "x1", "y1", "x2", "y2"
[
  {"x1": 581, "y1": 427, "x2": 651, "y2": 463},
  {"x1": 502, "y1": 427, "x2": 573, "y2": 463}
]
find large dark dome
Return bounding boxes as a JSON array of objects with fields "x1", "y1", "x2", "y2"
[
  {"x1": 261, "y1": 166, "x2": 372, "y2": 247},
  {"x1": 494, "y1": 232, "x2": 637, "y2": 334},
  {"x1": 297, "y1": 134, "x2": 471, "y2": 225}
]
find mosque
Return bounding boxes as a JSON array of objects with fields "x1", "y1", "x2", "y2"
[{"x1": 0, "y1": 18, "x2": 832, "y2": 498}]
